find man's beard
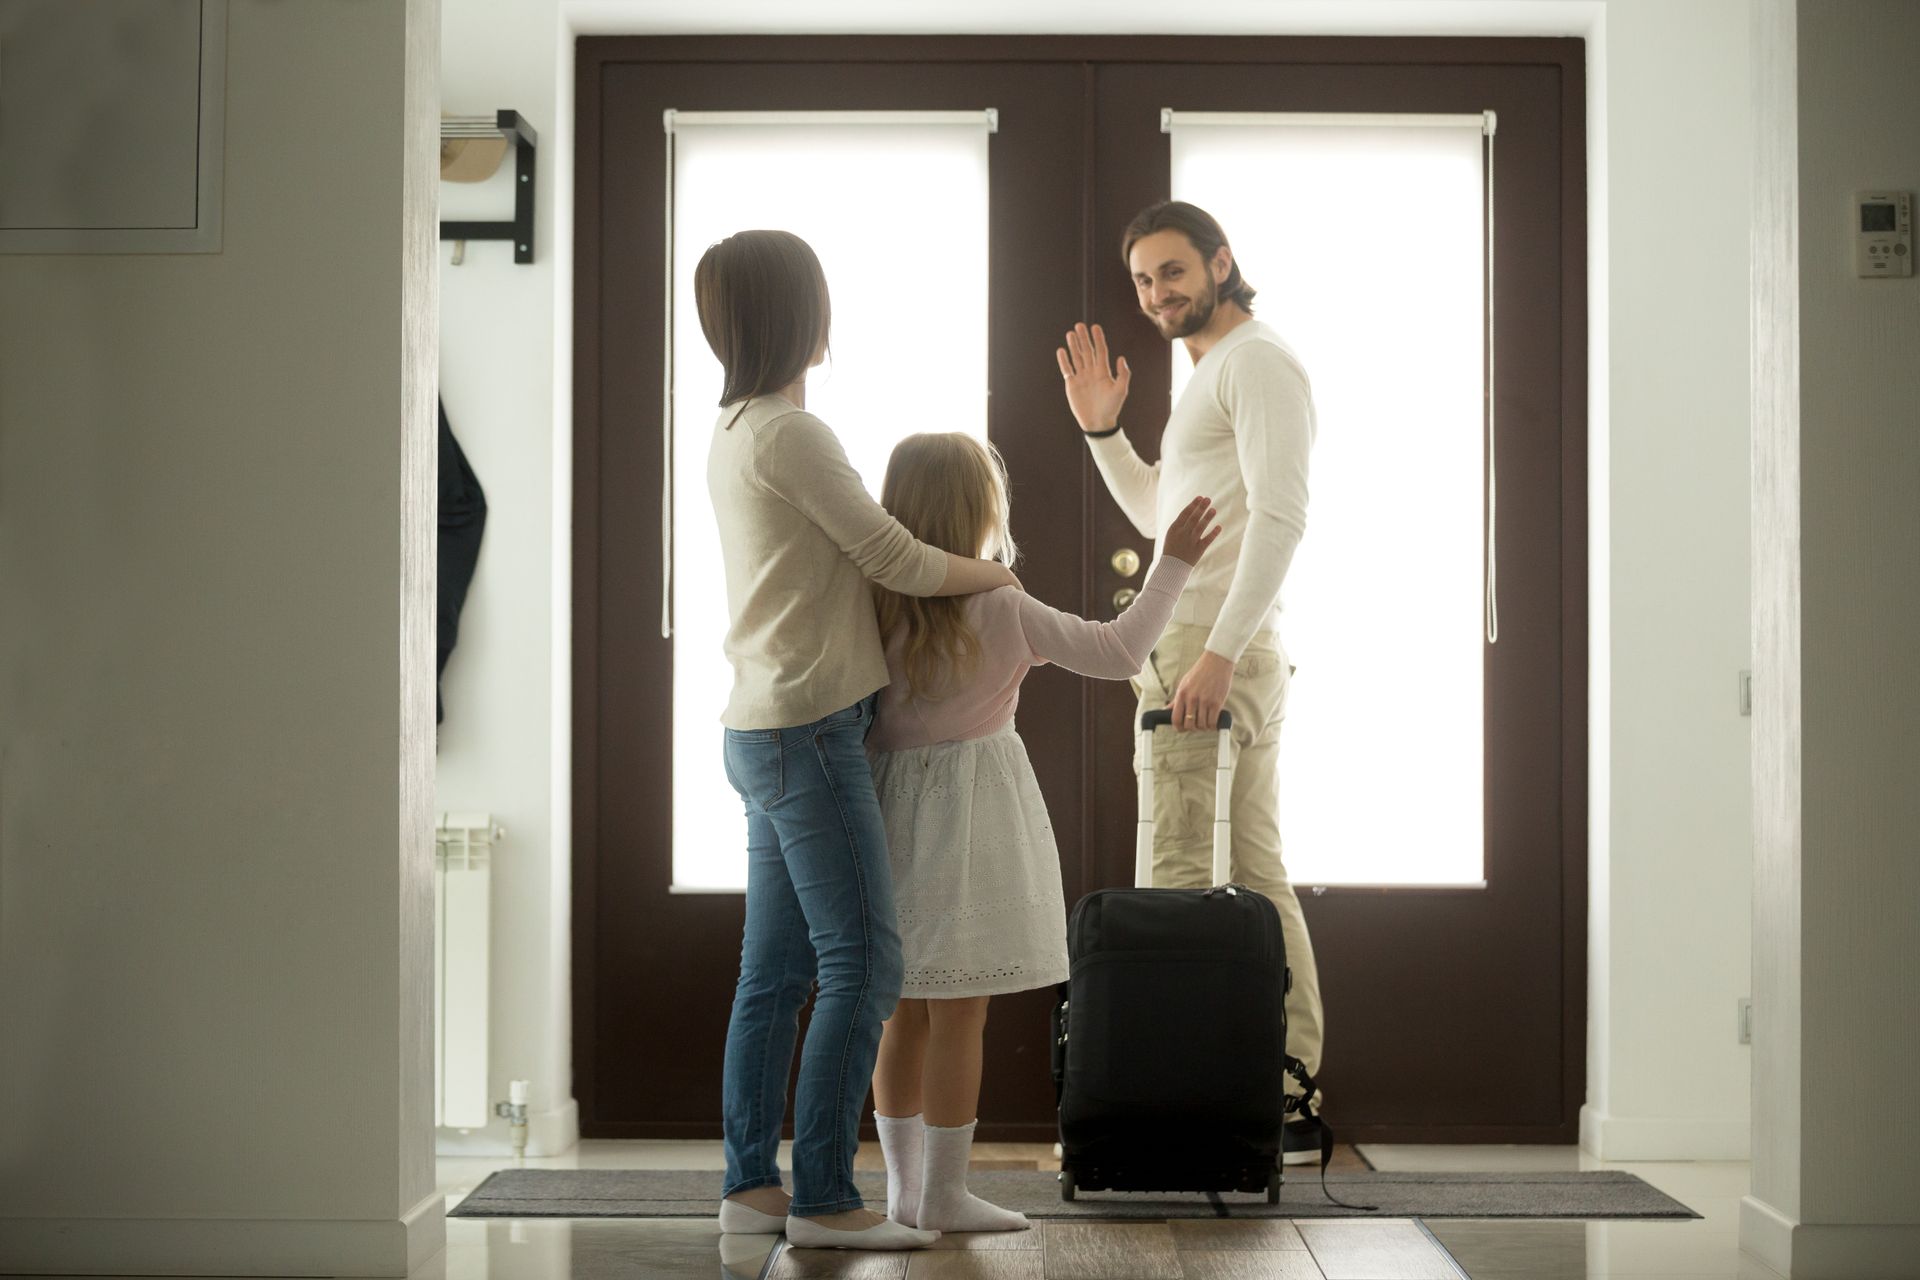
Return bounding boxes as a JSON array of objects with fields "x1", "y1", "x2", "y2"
[{"x1": 1149, "y1": 271, "x2": 1218, "y2": 339}]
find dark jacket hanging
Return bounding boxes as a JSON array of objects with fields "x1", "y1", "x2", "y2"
[{"x1": 437, "y1": 399, "x2": 487, "y2": 724}]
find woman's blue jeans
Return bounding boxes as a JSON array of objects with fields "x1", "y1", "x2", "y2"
[{"x1": 720, "y1": 695, "x2": 903, "y2": 1217}]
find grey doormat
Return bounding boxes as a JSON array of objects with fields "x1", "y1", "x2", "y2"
[{"x1": 450, "y1": 1168, "x2": 1697, "y2": 1221}]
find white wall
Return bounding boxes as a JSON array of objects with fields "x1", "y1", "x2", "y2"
[
  {"x1": 1745, "y1": 1, "x2": 1920, "y2": 1274},
  {"x1": 0, "y1": 0, "x2": 443, "y2": 1274},
  {"x1": 1792, "y1": 0, "x2": 1920, "y2": 1226},
  {"x1": 1582, "y1": 0, "x2": 1756, "y2": 1162},
  {"x1": 1748, "y1": 0, "x2": 1803, "y2": 1238},
  {"x1": 435, "y1": 0, "x2": 1756, "y2": 1159},
  {"x1": 433, "y1": 0, "x2": 578, "y2": 1157}
]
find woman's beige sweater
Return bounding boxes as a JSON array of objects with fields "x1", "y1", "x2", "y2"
[{"x1": 706, "y1": 395, "x2": 948, "y2": 730}]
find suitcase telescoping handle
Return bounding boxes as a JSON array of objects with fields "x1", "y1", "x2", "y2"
[{"x1": 1136, "y1": 708, "x2": 1235, "y2": 888}]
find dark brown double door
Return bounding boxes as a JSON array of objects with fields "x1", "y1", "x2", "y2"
[{"x1": 573, "y1": 37, "x2": 1586, "y2": 1144}]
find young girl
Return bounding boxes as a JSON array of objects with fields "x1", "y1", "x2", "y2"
[{"x1": 866, "y1": 433, "x2": 1218, "y2": 1232}]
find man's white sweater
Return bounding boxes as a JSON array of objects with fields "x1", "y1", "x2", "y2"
[{"x1": 1086, "y1": 319, "x2": 1316, "y2": 662}]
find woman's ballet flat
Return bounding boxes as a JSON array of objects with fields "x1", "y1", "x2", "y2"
[
  {"x1": 717, "y1": 1198, "x2": 788, "y2": 1234},
  {"x1": 784, "y1": 1216, "x2": 940, "y2": 1250}
]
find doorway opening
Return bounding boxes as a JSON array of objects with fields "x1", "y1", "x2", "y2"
[{"x1": 572, "y1": 35, "x2": 1586, "y2": 1144}]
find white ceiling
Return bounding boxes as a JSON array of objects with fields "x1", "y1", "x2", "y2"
[{"x1": 562, "y1": 0, "x2": 1605, "y2": 39}]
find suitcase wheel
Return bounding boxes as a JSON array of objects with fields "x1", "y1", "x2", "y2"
[{"x1": 1060, "y1": 1169, "x2": 1076, "y2": 1202}]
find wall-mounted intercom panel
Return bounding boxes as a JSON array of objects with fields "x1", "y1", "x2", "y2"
[{"x1": 1854, "y1": 191, "x2": 1912, "y2": 278}]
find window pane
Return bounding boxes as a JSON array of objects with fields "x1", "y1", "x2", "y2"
[
  {"x1": 1170, "y1": 121, "x2": 1486, "y2": 886},
  {"x1": 670, "y1": 120, "x2": 990, "y2": 891}
]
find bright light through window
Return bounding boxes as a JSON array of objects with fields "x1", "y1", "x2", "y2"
[
  {"x1": 670, "y1": 117, "x2": 991, "y2": 891},
  {"x1": 1170, "y1": 119, "x2": 1487, "y2": 886}
]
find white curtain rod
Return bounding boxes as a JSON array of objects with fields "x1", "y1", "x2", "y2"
[
  {"x1": 1163, "y1": 109, "x2": 1496, "y2": 135},
  {"x1": 665, "y1": 109, "x2": 998, "y2": 133}
]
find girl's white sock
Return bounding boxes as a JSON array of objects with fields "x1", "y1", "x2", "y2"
[
  {"x1": 874, "y1": 1112, "x2": 925, "y2": 1227},
  {"x1": 917, "y1": 1120, "x2": 1031, "y2": 1233}
]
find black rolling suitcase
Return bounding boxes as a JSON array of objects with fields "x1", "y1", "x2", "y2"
[{"x1": 1051, "y1": 709, "x2": 1331, "y2": 1205}]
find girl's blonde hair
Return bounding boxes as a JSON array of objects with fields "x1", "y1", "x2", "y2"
[{"x1": 875, "y1": 433, "x2": 1019, "y2": 701}]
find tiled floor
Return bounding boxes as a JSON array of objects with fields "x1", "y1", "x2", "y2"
[
  {"x1": 433, "y1": 1215, "x2": 1464, "y2": 1280},
  {"x1": 419, "y1": 1141, "x2": 1790, "y2": 1279}
]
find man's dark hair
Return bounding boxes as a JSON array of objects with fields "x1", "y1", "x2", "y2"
[
  {"x1": 694, "y1": 229, "x2": 832, "y2": 407},
  {"x1": 1120, "y1": 201, "x2": 1257, "y2": 315}
]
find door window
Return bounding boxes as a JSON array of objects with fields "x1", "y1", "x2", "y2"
[
  {"x1": 1168, "y1": 114, "x2": 1491, "y2": 886},
  {"x1": 668, "y1": 113, "x2": 993, "y2": 890}
]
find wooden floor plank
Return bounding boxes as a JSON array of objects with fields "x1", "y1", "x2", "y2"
[
  {"x1": 1296, "y1": 1221, "x2": 1457, "y2": 1280},
  {"x1": 1042, "y1": 1222, "x2": 1183, "y2": 1280},
  {"x1": 924, "y1": 1227, "x2": 1046, "y2": 1251},
  {"x1": 1175, "y1": 1250, "x2": 1327, "y2": 1280},
  {"x1": 767, "y1": 1242, "x2": 912, "y2": 1280},
  {"x1": 908, "y1": 1252, "x2": 1049, "y2": 1279},
  {"x1": 1322, "y1": 1144, "x2": 1372, "y2": 1174},
  {"x1": 975, "y1": 1142, "x2": 1057, "y2": 1169},
  {"x1": 1167, "y1": 1220, "x2": 1308, "y2": 1251}
]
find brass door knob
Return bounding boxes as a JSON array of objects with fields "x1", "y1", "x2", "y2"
[
  {"x1": 1113, "y1": 587, "x2": 1138, "y2": 610},
  {"x1": 1111, "y1": 548, "x2": 1142, "y2": 578}
]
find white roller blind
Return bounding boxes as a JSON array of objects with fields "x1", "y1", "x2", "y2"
[
  {"x1": 666, "y1": 112, "x2": 992, "y2": 892},
  {"x1": 1168, "y1": 112, "x2": 1491, "y2": 887}
]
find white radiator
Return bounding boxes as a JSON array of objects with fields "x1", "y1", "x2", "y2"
[{"x1": 435, "y1": 812, "x2": 500, "y2": 1130}]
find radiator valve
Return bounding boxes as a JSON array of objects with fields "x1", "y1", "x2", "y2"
[{"x1": 495, "y1": 1079, "x2": 530, "y2": 1160}]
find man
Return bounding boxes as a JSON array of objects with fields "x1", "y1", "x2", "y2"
[{"x1": 1056, "y1": 200, "x2": 1325, "y2": 1162}]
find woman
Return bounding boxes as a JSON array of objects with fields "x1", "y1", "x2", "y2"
[{"x1": 698, "y1": 230, "x2": 1017, "y2": 1251}]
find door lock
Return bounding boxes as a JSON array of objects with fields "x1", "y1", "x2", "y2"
[{"x1": 1113, "y1": 587, "x2": 1138, "y2": 610}]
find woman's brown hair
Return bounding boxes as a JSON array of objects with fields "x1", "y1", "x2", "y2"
[
  {"x1": 693, "y1": 229, "x2": 832, "y2": 409},
  {"x1": 874, "y1": 434, "x2": 1018, "y2": 700},
  {"x1": 1120, "y1": 201, "x2": 1257, "y2": 314}
]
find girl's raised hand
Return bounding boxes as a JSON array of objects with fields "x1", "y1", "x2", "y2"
[{"x1": 1161, "y1": 496, "x2": 1221, "y2": 567}]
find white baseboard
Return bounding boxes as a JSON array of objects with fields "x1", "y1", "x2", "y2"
[
  {"x1": 0, "y1": 1190, "x2": 445, "y2": 1278},
  {"x1": 435, "y1": 1096, "x2": 579, "y2": 1158},
  {"x1": 1742, "y1": 1196, "x2": 1798, "y2": 1276},
  {"x1": 1741, "y1": 1195, "x2": 1920, "y2": 1279},
  {"x1": 402, "y1": 1190, "x2": 448, "y2": 1274},
  {"x1": 1579, "y1": 1105, "x2": 1751, "y2": 1161}
]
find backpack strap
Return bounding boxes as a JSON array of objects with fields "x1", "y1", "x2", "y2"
[
  {"x1": 1284, "y1": 1055, "x2": 1377, "y2": 1212},
  {"x1": 1283, "y1": 1055, "x2": 1321, "y2": 1119}
]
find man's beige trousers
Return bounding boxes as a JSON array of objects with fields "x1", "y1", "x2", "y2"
[{"x1": 1133, "y1": 622, "x2": 1326, "y2": 1104}]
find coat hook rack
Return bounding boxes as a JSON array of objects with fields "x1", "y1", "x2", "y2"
[{"x1": 440, "y1": 109, "x2": 537, "y2": 265}]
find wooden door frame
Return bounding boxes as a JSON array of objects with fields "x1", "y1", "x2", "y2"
[{"x1": 572, "y1": 34, "x2": 1586, "y2": 1143}]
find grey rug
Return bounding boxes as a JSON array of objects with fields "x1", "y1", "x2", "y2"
[{"x1": 450, "y1": 1169, "x2": 1697, "y2": 1221}]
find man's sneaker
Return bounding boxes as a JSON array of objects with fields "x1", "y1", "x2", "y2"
[{"x1": 1281, "y1": 1114, "x2": 1327, "y2": 1166}]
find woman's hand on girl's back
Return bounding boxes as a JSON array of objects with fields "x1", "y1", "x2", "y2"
[{"x1": 1161, "y1": 496, "x2": 1222, "y2": 567}]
